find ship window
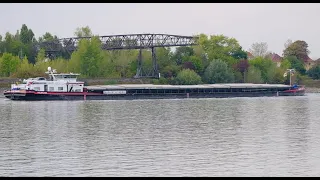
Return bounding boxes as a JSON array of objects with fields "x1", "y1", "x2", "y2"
[
  {"x1": 58, "y1": 87, "x2": 64, "y2": 91},
  {"x1": 34, "y1": 87, "x2": 40, "y2": 91},
  {"x1": 49, "y1": 87, "x2": 54, "y2": 91},
  {"x1": 74, "y1": 89, "x2": 81, "y2": 92}
]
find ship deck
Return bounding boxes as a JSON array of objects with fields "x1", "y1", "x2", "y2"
[{"x1": 85, "y1": 83, "x2": 292, "y2": 90}]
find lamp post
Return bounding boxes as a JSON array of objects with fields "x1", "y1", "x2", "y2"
[{"x1": 285, "y1": 69, "x2": 295, "y2": 86}]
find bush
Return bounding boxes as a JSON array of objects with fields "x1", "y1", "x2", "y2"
[
  {"x1": 203, "y1": 59, "x2": 235, "y2": 83},
  {"x1": 307, "y1": 65, "x2": 320, "y2": 80},
  {"x1": 244, "y1": 66, "x2": 263, "y2": 83},
  {"x1": 175, "y1": 69, "x2": 202, "y2": 85},
  {"x1": 160, "y1": 65, "x2": 181, "y2": 78},
  {"x1": 104, "y1": 79, "x2": 118, "y2": 85},
  {"x1": 152, "y1": 77, "x2": 168, "y2": 85}
]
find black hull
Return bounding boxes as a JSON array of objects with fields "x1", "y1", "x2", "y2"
[{"x1": 4, "y1": 91, "x2": 305, "y2": 101}]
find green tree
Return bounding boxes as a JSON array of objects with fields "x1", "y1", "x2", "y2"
[
  {"x1": 280, "y1": 59, "x2": 291, "y2": 70},
  {"x1": 231, "y1": 47, "x2": 248, "y2": 60},
  {"x1": 160, "y1": 65, "x2": 181, "y2": 78},
  {"x1": 113, "y1": 50, "x2": 139, "y2": 78},
  {"x1": 175, "y1": 69, "x2": 202, "y2": 85},
  {"x1": 198, "y1": 34, "x2": 244, "y2": 66},
  {"x1": 203, "y1": 59, "x2": 235, "y2": 83},
  {"x1": 272, "y1": 68, "x2": 286, "y2": 84},
  {"x1": 156, "y1": 47, "x2": 173, "y2": 69},
  {"x1": 69, "y1": 36, "x2": 104, "y2": 77},
  {"x1": 19, "y1": 24, "x2": 35, "y2": 44},
  {"x1": 171, "y1": 46, "x2": 194, "y2": 65},
  {"x1": 181, "y1": 55, "x2": 204, "y2": 75},
  {"x1": 15, "y1": 56, "x2": 35, "y2": 78},
  {"x1": 244, "y1": 66, "x2": 263, "y2": 83},
  {"x1": 307, "y1": 65, "x2": 320, "y2": 80},
  {"x1": 249, "y1": 57, "x2": 277, "y2": 83},
  {"x1": 233, "y1": 70, "x2": 244, "y2": 83},
  {"x1": 285, "y1": 55, "x2": 306, "y2": 75},
  {"x1": 35, "y1": 48, "x2": 46, "y2": 64},
  {"x1": 74, "y1": 26, "x2": 93, "y2": 37},
  {"x1": 0, "y1": 53, "x2": 20, "y2": 77}
]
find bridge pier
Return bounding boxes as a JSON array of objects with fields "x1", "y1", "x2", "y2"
[
  {"x1": 134, "y1": 49, "x2": 143, "y2": 78},
  {"x1": 134, "y1": 48, "x2": 159, "y2": 79},
  {"x1": 151, "y1": 47, "x2": 159, "y2": 78}
]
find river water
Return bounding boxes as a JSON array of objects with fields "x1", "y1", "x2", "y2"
[{"x1": 1, "y1": 94, "x2": 320, "y2": 177}]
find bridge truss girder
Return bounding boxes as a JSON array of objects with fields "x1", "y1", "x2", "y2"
[{"x1": 39, "y1": 34, "x2": 198, "y2": 78}]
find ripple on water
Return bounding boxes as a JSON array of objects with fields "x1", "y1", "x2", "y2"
[{"x1": 1, "y1": 94, "x2": 320, "y2": 176}]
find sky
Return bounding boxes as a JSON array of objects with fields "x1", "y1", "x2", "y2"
[{"x1": 0, "y1": 3, "x2": 320, "y2": 59}]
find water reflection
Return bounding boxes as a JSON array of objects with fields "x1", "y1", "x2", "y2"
[{"x1": 1, "y1": 95, "x2": 320, "y2": 176}]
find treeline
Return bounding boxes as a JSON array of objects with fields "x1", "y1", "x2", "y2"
[{"x1": 0, "y1": 24, "x2": 320, "y2": 85}]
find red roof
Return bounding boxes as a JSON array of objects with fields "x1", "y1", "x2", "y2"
[
  {"x1": 269, "y1": 53, "x2": 282, "y2": 62},
  {"x1": 247, "y1": 52, "x2": 254, "y2": 58},
  {"x1": 297, "y1": 54, "x2": 313, "y2": 62}
]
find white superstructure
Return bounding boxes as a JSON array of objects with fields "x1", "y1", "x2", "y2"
[{"x1": 11, "y1": 67, "x2": 84, "y2": 92}]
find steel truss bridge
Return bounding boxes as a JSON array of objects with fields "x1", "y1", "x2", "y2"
[{"x1": 39, "y1": 34, "x2": 198, "y2": 78}]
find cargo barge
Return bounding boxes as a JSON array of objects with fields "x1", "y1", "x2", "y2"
[{"x1": 3, "y1": 67, "x2": 305, "y2": 101}]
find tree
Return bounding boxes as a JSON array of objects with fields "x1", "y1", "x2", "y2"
[
  {"x1": 284, "y1": 39, "x2": 293, "y2": 49},
  {"x1": 187, "y1": 55, "x2": 204, "y2": 74},
  {"x1": 231, "y1": 47, "x2": 248, "y2": 60},
  {"x1": 0, "y1": 53, "x2": 20, "y2": 77},
  {"x1": 175, "y1": 69, "x2": 202, "y2": 85},
  {"x1": 203, "y1": 59, "x2": 235, "y2": 83},
  {"x1": 249, "y1": 42, "x2": 269, "y2": 57},
  {"x1": 43, "y1": 32, "x2": 57, "y2": 41},
  {"x1": 19, "y1": 24, "x2": 35, "y2": 44},
  {"x1": 285, "y1": 55, "x2": 306, "y2": 75},
  {"x1": 244, "y1": 66, "x2": 263, "y2": 83},
  {"x1": 35, "y1": 48, "x2": 47, "y2": 64},
  {"x1": 15, "y1": 56, "x2": 35, "y2": 78},
  {"x1": 171, "y1": 46, "x2": 194, "y2": 65},
  {"x1": 283, "y1": 40, "x2": 310, "y2": 62},
  {"x1": 199, "y1": 34, "x2": 244, "y2": 66},
  {"x1": 160, "y1": 65, "x2": 181, "y2": 78},
  {"x1": 69, "y1": 36, "x2": 105, "y2": 77},
  {"x1": 280, "y1": 58, "x2": 291, "y2": 70},
  {"x1": 248, "y1": 57, "x2": 277, "y2": 83},
  {"x1": 235, "y1": 59, "x2": 250, "y2": 76},
  {"x1": 74, "y1": 26, "x2": 93, "y2": 37},
  {"x1": 156, "y1": 47, "x2": 173, "y2": 71},
  {"x1": 181, "y1": 61, "x2": 195, "y2": 71},
  {"x1": 307, "y1": 65, "x2": 320, "y2": 79}
]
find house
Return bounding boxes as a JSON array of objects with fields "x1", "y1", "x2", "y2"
[
  {"x1": 302, "y1": 56, "x2": 316, "y2": 71},
  {"x1": 247, "y1": 52, "x2": 254, "y2": 60},
  {"x1": 266, "y1": 53, "x2": 283, "y2": 67},
  {"x1": 315, "y1": 58, "x2": 320, "y2": 66}
]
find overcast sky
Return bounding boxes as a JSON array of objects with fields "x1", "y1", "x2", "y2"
[{"x1": 1, "y1": 3, "x2": 319, "y2": 59}]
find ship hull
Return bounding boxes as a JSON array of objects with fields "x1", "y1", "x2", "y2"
[{"x1": 4, "y1": 89, "x2": 305, "y2": 101}]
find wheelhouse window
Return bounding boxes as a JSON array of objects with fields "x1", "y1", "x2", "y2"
[
  {"x1": 55, "y1": 75, "x2": 77, "y2": 79},
  {"x1": 58, "y1": 87, "x2": 64, "y2": 91},
  {"x1": 49, "y1": 87, "x2": 54, "y2": 91},
  {"x1": 33, "y1": 87, "x2": 40, "y2": 91}
]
